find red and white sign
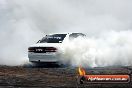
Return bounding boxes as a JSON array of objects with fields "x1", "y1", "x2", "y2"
[{"x1": 84, "y1": 75, "x2": 130, "y2": 83}]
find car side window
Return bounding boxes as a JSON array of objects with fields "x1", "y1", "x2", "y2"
[{"x1": 69, "y1": 33, "x2": 85, "y2": 40}]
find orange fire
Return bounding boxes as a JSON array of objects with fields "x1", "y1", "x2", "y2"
[{"x1": 78, "y1": 66, "x2": 86, "y2": 76}]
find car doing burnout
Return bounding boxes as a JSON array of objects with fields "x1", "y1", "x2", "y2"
[{"x1": 28, "y1": 33, "x2": 85, "y2": 64}]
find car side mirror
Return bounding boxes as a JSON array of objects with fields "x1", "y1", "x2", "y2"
[{"x1": 59, "y1": 41, "x2": 62, "y2": 43}]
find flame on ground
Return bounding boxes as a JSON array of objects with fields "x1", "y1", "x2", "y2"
[{"x1": 78, "y1": 66, "x2": 86, "y2": 76}]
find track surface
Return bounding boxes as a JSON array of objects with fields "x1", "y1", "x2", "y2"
[{"x1": 0, "y1": 65, "x2": 132, "y2": 88}]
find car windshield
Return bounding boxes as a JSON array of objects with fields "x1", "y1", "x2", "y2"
[{"x1": 39, "y1": 34, "x2": 67, "y2": 43}]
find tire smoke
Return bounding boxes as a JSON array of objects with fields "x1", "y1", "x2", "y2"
[{"x1": 59, "y1": 30, "x2": 132, "y2": 67}]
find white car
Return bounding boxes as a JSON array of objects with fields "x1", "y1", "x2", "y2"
[{"x1": 28, "y1": 33, "x2": 85, "y2": 65}]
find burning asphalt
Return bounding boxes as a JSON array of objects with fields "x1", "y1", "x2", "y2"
[{"x1": 0, "y1": 65, "x2": 132, "y2": 88}]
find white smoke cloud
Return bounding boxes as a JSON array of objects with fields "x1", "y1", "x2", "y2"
[
  {"x1": 59, "y1": 30, "x2": 132, "y2": 67},
  {"x1": 0, "y1": 0, "x2": 132, "y2": 66}
]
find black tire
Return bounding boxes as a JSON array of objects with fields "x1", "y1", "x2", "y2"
[{"x1": 30, "y1": 61, "x2": 63, "y2": 68}]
